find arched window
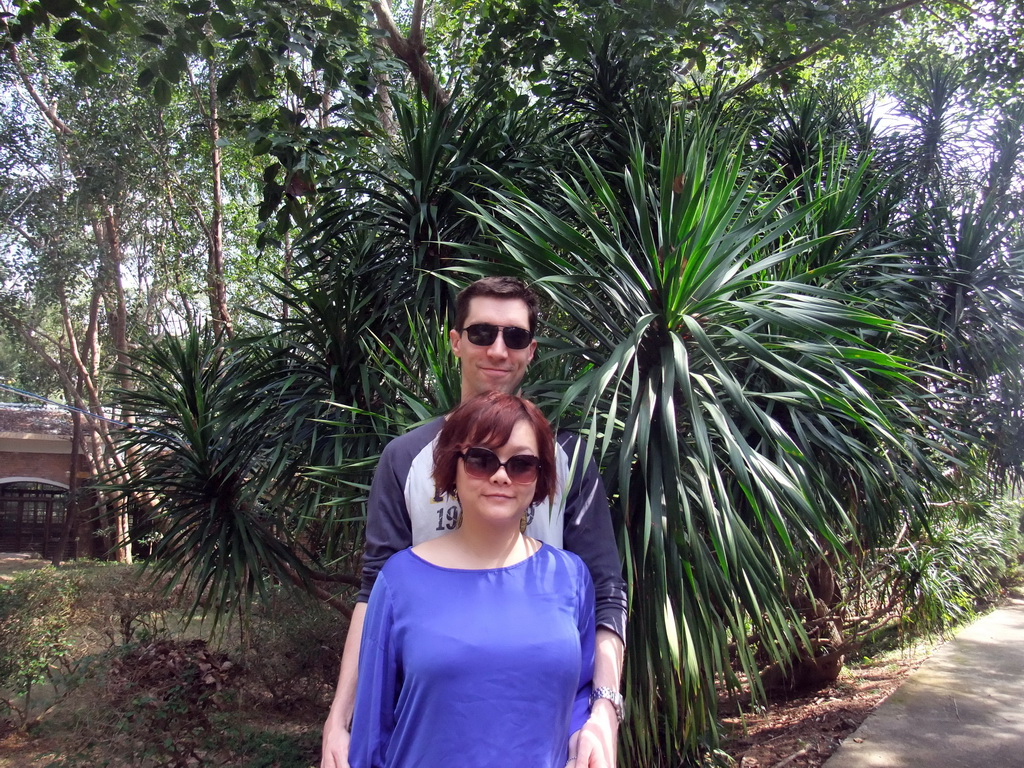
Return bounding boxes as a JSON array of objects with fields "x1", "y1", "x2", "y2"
[{"x1": 0, "y1": 481, "x2": 70, "y2": 557}]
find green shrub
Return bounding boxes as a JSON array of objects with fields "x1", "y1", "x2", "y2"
[
  {"x1": 899, "y1": 501, "x2": 1023, "y2": 632},
  {"x1": 0, "y1": 568, "x2": 81, "y2": 726},
  {"x1": 68, "y1": 562, "x2": 176, "y2": 648},
  {"x1": 45, "y1": 637, "x2": 241, "y2": 767},
  {"x1": 1, "y1": 564, "x2": 346, "y2": 765},
  {"x1": 239, "y1": 585, "x2": 348, "y2": 710},
  {"x1": 213, "y1": 722, "x2": 320, "y2": 768}
]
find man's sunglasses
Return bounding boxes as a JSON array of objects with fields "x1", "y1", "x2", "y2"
[
  {"x1": 458, "y1": 323, "x2": 534, "y2": 350},
  {"x1": 459, "y1": 447, "x2": 542, "y2": 484}
]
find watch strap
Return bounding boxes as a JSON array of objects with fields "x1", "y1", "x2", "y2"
[{"x1": 589, "y1": 686, "x2": 624, "y2": 722}]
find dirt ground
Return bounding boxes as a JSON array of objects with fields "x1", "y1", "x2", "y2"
[
  {"x1": 719, "y1": 642, "x2": 934, "y2": 767},
  {"x1": 0, "y1": 552, "x2": 50, "y2": 581}
]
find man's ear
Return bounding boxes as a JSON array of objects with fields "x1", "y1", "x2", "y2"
[
  {"x1": 449, "y1": 327, "x2": 463, "y2": 358},
  {"x1": 526, "y1": 338, "x2": 537, "y2": 364}
]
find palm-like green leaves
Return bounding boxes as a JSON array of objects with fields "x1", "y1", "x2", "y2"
[
  {"x1": 110, "y1": 327, "x2": 315, "y2": 623},
  {"x1": 463, "y1": 108, "x2": 945, "y2": 763},
  {"x1": 101, "y1": 59, "x2": 1024, "y2": 767}
]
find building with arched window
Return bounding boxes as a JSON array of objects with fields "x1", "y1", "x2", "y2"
[{"x1": 0, "y1": 404, "x2": 90, "y2": 559}]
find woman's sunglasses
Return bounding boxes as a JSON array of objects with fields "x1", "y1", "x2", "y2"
[
  {"x1": 459, "y1": 447, "x2": 542, "y2": 484},
  {"x1": 458, "y1": 323, "x2": 533, "y2": 350}
]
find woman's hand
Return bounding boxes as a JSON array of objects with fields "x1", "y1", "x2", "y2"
[{"x1": 570, "y1": 701, "x2": 618, "y2": 768}]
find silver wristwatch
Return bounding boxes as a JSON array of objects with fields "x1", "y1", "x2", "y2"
[{"x1": 589, "y1": 686, "x2": 624, "y2": 722}]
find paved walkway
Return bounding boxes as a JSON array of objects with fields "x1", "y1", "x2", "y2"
[
  {"x1": 0, "y1": 551, "x2": 47, "y2": 580},
  {"x1": 824, "y1": 592, "x2": 1024, "y2": 768}
]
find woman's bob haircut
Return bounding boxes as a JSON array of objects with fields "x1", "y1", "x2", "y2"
[{"x1": 433, "y1": 392, "x2": 556, "y2": 506}]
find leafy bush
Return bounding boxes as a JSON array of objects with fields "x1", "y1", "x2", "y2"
[
  {"x1": 207, "y1": 724, "x2": 321, "y2": 768},
  {"x1": 68, "y1": 562, "x2": 176, "y2": 648},
  {"x1": 104, "y1": 638, "x2": 240, "y2": 766},
  {"x1": 0, "y1": 567, "x2": 81, "y2": 726},
  {"x1": 46, "y1": 637, "x2": 242, "y2": 767},
  {"x1": 239, "y1": 585, "x2": 347, "y2": 710},
  {"x1": 898, "y1": 502, "x2": 1023, "y2": 632}
]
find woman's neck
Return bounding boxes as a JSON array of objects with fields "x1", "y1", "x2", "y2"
[
  {"x1": 415, "y1": 516, "x2": 536, "y2": 570},
  {"x1": 450, "y1": 516, "x2": 530, "y2": 568}
]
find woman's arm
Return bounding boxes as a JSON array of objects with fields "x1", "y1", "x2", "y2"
[
  {"x1": 575, "y1": 628, "x2": 623, "y2": 768},
  {"x1": 342, "y1": 582, "x2": 398, "y2": 768}
]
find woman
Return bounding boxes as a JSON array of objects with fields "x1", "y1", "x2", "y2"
[{"x1": 348, "y1": 392, "x2": 596, "y2": 768}]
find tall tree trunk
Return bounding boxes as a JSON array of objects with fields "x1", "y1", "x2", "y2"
[
  {"x1": 100, "y1": 206, "x2": 131, "y2": 389},
  {"x1": 7, "y1": 26, "x2": 138, "y2": 563},
  {"x1": 94, "y1": 206, "x2": 134, "y2": 564},
  {"x1": 370, "y1": 0, "x2": 449, "y2": 108},
  {"x1": 282, "y1": 230, "x2": 292, "y2": 321},
  {"x1": 372, "y1": 37, "x2": 399, "y2": 136},
  {"x1": 207, "y1": 60, "x2": 232, "y2": 338},
  {"x1": 53, "y1": 404, "x2": 82, "y2": 567}
]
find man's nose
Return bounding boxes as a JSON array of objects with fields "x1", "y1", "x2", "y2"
[{"x1": 487, "y1": 333, "x2": 509, "y2": 357}]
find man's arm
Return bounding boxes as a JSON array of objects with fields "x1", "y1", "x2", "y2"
[
  {"x1": 321, "y1": 602, "x2": 366, "y2": 768},
  {"x1": 576, "y1": 627, "x2": 625, "y2": 767},
  {"x1": 559, "y1": 433, "x2": 628, "y2": 768},
  {"x1": 558, "y1": 433, "x2": 628, "y2": 640}
]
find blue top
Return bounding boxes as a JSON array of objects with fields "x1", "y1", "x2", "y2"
[{"x1": 349, "y1": 543, "x2": 596, "y2": 768}]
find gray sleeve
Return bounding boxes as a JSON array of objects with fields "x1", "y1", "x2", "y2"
[
  {"x1": 358, "y1": 441, "x2": 413, "y2": 603},
  {"x1": 559, "y1": 432, "x2": 628, "y2": 642}
]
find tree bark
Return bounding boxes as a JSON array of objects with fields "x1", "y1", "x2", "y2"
[
  {"x1": 370, "y1": 0, "x2": 449, "y2": 108},
  {"x1": 207, "y1": 60, "x2": 232, "y2": 338},
  {"x1": 53, "y1": 405, "x2": 82, "y2": 567},
  {"x1": 94, "y1": 206, "x2": 134, "y2": 564},
  {"x1": 373, "y1": 37, "x2": 399, "y2": 136}
]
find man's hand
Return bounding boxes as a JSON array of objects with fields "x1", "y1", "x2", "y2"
[
  {"x1": 577, "y1": 627, "x2": 624, "y2": 768},
  {"x1": 320, "y1": 717, "x2": 351, "y2": 768},
  {"x1": 574, "y1": 699, "x2": 618, "y2": 768}
]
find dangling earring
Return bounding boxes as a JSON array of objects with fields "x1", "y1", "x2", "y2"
[
  {"x1": 452, "y1": 488, "x2": 463, "y2": 528},
  {"x1": 519, "y1": 515, "x2": 528, "y2": 534}
]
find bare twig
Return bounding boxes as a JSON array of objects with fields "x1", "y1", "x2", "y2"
[
  {"x1": 771, "y1": 744, "x2": 811, "y2": 768},
  {"x1": 1, "y1": 21, "x2": 74, "y2": 136}
]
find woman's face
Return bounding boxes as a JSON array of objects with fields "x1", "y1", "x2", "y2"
[{"x1": 455, "y1": 419, "x2": 539, "y2": 528}]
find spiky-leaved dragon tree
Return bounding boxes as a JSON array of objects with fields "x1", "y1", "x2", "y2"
[{"x1": 461, "y1": 106, "x2": 946, "y2": 764}]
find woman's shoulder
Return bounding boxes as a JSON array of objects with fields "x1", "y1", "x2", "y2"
[
  {"x1": 378, "y1": 547, "x2": 421, "y2": 581},
  {"x1": 536, "y1": 541, "x2": 590, "y2": 577}
]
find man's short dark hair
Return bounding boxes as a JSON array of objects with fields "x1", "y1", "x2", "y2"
[{"x1": 454, "y1": 277, "x2": 539, "y2": 335}]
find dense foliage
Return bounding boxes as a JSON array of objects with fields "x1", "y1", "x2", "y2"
[{"x1": 3, "y1": 0, "x2": 1024, "y2": 764}]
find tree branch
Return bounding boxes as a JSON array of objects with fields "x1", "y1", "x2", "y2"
[
  {"x1": 282, "y1": 564, "x2": 353, "y2": 617},
  {"x1": 370, "y1": 0, "x2": 449, "y2": 108},
  {"x1": 1, "y1": 24, "x2": 74, "y2": 136},
  {"x1": 409, "y1": 0, "x2": 425, "y2": 48},
  {"x1": 723, "y1": 0, "x2": 931, "y2": 101}
]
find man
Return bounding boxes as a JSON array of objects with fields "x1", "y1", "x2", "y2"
[{"x1": 321, "y1": 277, "x2": 627, "y2": 768}]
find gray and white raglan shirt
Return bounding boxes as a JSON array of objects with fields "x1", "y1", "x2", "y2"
[{"x1": 357, "y1": 418, "x2": 628, "y2": 641}]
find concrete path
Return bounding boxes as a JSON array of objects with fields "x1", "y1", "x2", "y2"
[
  {"x1": 824, "y1": 593, "x2": 1024, "y2": 768},
  {"x1": 0, "y1": 551, "x2": 47, "y2": 581}
]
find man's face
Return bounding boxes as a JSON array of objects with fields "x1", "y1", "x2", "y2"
[{"x1": 450, "y1": 296, "x2": 537, "y2": 400}]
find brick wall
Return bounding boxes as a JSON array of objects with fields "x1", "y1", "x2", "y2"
[{"x1": 0, "y1": 450, "x2": 74, "y2": 487}]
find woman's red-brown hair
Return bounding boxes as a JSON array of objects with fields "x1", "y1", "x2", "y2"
[{"x1": 433, "y1": 392, "x2": 556, "y2": 506}]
